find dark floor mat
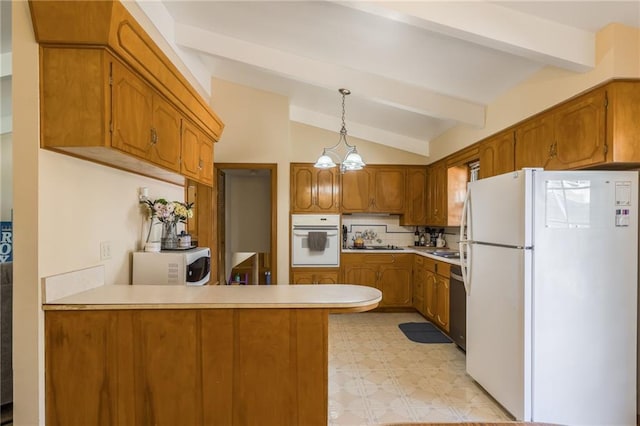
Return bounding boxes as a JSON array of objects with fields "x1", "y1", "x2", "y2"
[{"x1": 398, "y1": 322, "x2": 452, "y2": 344}]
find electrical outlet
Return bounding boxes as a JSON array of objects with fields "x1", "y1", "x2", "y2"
[{"x1": 100, "y1": 241, "x2": 112, "y2": 260}]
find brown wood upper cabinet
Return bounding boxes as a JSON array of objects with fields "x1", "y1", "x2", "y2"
[
  {"x1": 341, "y1": 166, "x2": 406, "y2": 213},
  {"x1": 112, "y1": 59, "x2": 182, "y2": 173},
  {"x1": 478, "y1": 130, "x2": 515, "y2": 179},
  {"x1": 426, "y1": 160, "x2": 447, "y2": 226},
  {"x1": 290, "y1": 164, "x2": 340, "y2": 213},
  {"x1": 181, "y1": 119, "x2": 214, "y2": 186},
  {"x1": 603, "y1": 81, "x2": 640, "y2": 166},
  {"x1": 400, "y1": 167, "x2": 428, "y2": 226},
  {"x1": 31, "y1": 0, "x2": 224, "y2": 186},
  {"x1": 515, "y1": 88, "x2": 607, "y2": 170},
  {"x1": 40, "y1": 47, "x2": 182, "y2": 184}
]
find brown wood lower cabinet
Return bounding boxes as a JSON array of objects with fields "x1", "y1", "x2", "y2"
[
  {"x1": 291, "y1": 269, "x2": 339, "y2": 284},
  {"x1": 416, "y1": 256, "x2": 451, "y2": 332},
  {"x1": 45, "y1": 308, "x2": 328, "y2": 425},
  {"x1": 413, "y1": 256, "x2": 427, "y2": 314},
  {"x1": 342, "y1": 254, "x2": 412, "y2": 308}
]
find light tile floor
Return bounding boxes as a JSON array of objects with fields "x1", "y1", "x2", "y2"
[{"x1": 328, "y1": 312, "x2": 512, "y2": 425}]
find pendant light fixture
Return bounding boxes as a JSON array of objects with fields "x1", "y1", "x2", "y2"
[{"x1": 314, "y1": 88, "x2": 365, "y2": 173}]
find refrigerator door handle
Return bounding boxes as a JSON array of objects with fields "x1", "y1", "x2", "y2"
[{"x1": 459, "y1": 187, "x2": 472, "y2": 295}]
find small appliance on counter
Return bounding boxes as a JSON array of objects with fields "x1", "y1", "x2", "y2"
[{"x1": 132, "y1": 247, "x2": 211, "y2": 286}]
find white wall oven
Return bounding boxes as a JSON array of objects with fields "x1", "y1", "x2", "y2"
[{"x1": 291, "y1": 214, "x2": 340, "y2": 267}]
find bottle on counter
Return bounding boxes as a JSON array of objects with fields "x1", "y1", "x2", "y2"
[
  {"x1": 419, "y1": 231, "x2": 426, "y2": 247},
  {"x1": 414, "y1": 227, "x2": 420, "y2": 246},
  {"x1": 265, "y1": 271, "x2": 271, "y2": 285}
]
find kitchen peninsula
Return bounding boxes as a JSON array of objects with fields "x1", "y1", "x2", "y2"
[{"x1": 43, "y1": 282, "x2": 381, "y2": 425}]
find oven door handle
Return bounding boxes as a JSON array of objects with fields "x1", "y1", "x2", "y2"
[{"x1": 293, "y1": 230, "x2": 339, "y2": 237}]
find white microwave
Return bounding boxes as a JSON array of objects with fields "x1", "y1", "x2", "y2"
[{"x1": 132, "y1": 247, "x2": 211, "y2": 286}]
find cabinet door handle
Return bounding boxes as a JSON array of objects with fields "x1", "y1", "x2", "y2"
[
  {"x1": 198, "y1": 159, "x2": 203, "y2": 170},
  {"x1": 150, "y1": 128, "x2": 158, "y2": 145}
]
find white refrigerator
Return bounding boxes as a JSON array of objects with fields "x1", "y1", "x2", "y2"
[{"x1": 459, "y1": 168, "x2": 637, "y2": 425}]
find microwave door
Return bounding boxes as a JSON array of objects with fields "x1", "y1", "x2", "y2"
[{"x1": 187, "y1": 256, "x2": 211, "y2": 284}]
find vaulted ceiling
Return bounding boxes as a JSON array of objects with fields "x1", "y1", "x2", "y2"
[
  {"x1": 134, "y1": 1, "x2": 639, "y2": 157},
  {"x1": 3, "y1": 2, "x2": 640, "y2": 152}
]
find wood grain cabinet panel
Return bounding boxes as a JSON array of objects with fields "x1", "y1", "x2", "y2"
[
  {"x1": 372, "y1": 167, "x2": 405, "y2": 212},
  {"x1": 515, "y1": 88, "x2": 607, "y2": 171},
  {"x1": 112, "y1": 60, "x2": 181, "y2": 172},
  {"x1": 181, "y1": 118, "x2": 214, "y2": 185},
  {"x1": 341, "y1": 168, "x2": 373, "y2": 212},
  {"x1": 401, "y1": 167, "x2": 428, "y2": 226},
  {"x1": 45, "y1": 311, "x2": 119, "y2": 426},
  {"x1": 479, "y1": 130, "x2": 515, "y2": 179},
  {"x1": 435, "y1": 274, "x2": 450, "y2": 331},
  {"x1": 32, "y1": 1, "x2": 227, "y2": 186},
  {"x1": 418, "y1": 257, "x2": 450, "y2": 332},
  {"x1": 342, "y1": 254, "x2": 412, "y2": 308},
  {"x1": 29, "y1": 0, "x2": 224, "y2": 141},
  {"x1": 607, "y1": 81, "x2": 640, "y2": 164},
  {"x1": 132, "y1": 310, "x2": 202, "y2": 426},
  {"x1": 412, "y1": 256, "x2": 426, "y2": 315},
  {"x1": 425, "y1": 270, "x2": 438, "y2": 320},
  {"x1": 341, "y1": 166, "x2": 405, "y2": 213},
  {"x1": 40, "y1": 47, "x2": 186, "y2": 184},
  {"x1": 426, "y1": 161, "x2": 447, "y2": 226},
  {"x1": 291, "y1": 269, "x2": 339, "y2": 284},
  {"x1": 290, "y1": 164, "x2": 340, "y2": 213},
  {"x1": 46, "y1": 308, "x2": 329, "y2": 426},
  {"x1": 514, "y1": 113, "x2": 554, "y2": 170},
  {"x1": 378, "y1": 260, "x2": 412, "y2": 307},
  {"x1": 548, "y1": 88, "x2": 607, "y2": 170}
]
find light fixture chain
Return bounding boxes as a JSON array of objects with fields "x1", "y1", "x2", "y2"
[{"x1": 315, "y1": 87, "x2": 364, "y2": 172}]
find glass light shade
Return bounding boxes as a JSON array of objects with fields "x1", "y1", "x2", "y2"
[
  {"x1": 343, "y1": 151, "x2": 365, "y2": 169},
  {"x1": 314, "y1": 153, "x2": 336, "y2": 169}
]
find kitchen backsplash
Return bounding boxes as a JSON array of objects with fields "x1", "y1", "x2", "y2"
[{"x1": 341, "y1": 214, "x2": 460, "y2": 249}]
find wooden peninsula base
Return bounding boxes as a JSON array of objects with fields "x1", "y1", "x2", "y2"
[{"x1": 43, "y1": 284, "x2": 381, "y2": 425}]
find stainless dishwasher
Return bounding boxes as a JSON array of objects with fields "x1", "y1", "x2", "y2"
[{"x1": 449, "y1": 264, "x2": 466, "y2": 351}]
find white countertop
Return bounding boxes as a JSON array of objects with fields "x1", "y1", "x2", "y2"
[
  {"x1": 43, "y1": 284, "x2": 382, "y2": 311},
  {"x1": 342, "y1": 247, "x2": 462, "y2": 265}
]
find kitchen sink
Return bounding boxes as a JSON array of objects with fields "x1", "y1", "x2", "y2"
[
  {"x1": 432, "y1": 251, "x2": 461, "y2": 259},
  {"x1": 412, "y1": 247, "x2": 462, "y2": 258}
]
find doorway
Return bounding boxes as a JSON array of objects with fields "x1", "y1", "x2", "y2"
[{"x1": 215, "y1": 163, "x2": 277, "y2": 285}]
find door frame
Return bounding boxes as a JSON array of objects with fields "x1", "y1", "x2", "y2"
[{"x1": 215, "y1": 163, "x2": 278, "y2": 285}]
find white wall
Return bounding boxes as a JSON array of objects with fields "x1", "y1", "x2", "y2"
[
  {"x1": 211, "y1": 79, "x2": 291, "y2": 283},
  {"x1": 38, "y1": 150, "x2": 183, "y2": 285}
]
